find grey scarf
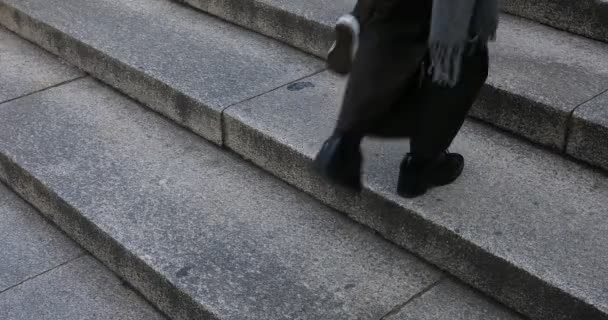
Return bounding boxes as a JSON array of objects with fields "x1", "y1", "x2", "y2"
[{"x1": 429, "y1": 0, "x2": 499, "y2": 87}]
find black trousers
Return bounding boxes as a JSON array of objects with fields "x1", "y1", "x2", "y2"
[{"x1": 338, "y1": 0, "x2": 489, "y2": 160}]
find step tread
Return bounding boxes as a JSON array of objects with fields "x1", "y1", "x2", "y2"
[
  {"x1": 386, "y1": 280, "x2": 521, "y2": 320},
  {"x1": 183, "y1": 0, "x2": 608, "y2": 111},
  {"x1": 0, "y1": 77, "x2": 522, "y2": 319},
  {"x1": 0, "y1": 0, "x2": 605, "y2": 318},
  {"x1": 0, "y1": 26, "x2": 82, "y2": 103},
  {"x1": 569, "y1": 91, "x2": 608, "y2": 170},
  {"x1": 0, "y1": 256, "x2": 167, "y2": 320},
  {"x1": 0, "y1": 178, "x2": 83, "y2": 292},
  {"x1": 0, "y1": 170, "x2": 163, "y2": 320},
  {"x1": 223, "y1": 71, "x2": 608, "y2": 320},
  {"x1": 0, "y1": 0, "x2": 323, "y2": 144},
  {"x1": 501, "y1": 0, "x2": 608, "y2": 43}
]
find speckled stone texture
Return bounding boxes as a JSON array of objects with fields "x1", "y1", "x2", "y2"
[
  {"x1": 0, "y1": 256, "x2": 166, "y2": 320},
  {"x1": 0, "y1": 78, "x2": 445, "y2": 320},
  {"x1": 501, "y1": 0, "x2": 608, "y2": 43},
  {"x1": 176, "y1": 0, "x2": 608, "y2": 151},
  {"x1": 386, "y1": 280, "x2": 524, "y2": 320},
  {"x1": 3, "y1": 0, "x2": 608, "y2": 163},
  {"x1": 224, "y1": 71, "x2": 608, "y2": 320},
  {"x1": 0, "y1": 0, "x2": 323, "y2": 145},
  {"x1": 178, "y1": 0, "x2": 352, "y2": 57},
  {"x1": 0, "y1": 26, "x2": 81, "y2": 102},
  {"x1": 475, "y1": 15, "x2": 608, "y2": 150},
  {"x1": 0, "y1": 183, "x2": 82, "y2": 292},
  {"x1": 183, "y1": 0, "x2": 608, "y2": 48},
  {"x1": 567, "y1": 92, "x2": 608, "y2": 170}
]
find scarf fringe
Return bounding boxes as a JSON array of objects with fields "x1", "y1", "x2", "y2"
[
  {"x1": 428, "y1": 0, "x2": 498, "y2": 87},
  {"x1": 428, "y1": 42, "x2": 465, "y2": 88}
]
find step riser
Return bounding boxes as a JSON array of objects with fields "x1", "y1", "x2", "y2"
[
  {"x1": 224, "y1": 115, "x2": 606, "y2": 320},
  {"x1": 501, "y1": 0, "x2": 608, "y2": 43},
  {"x1": 0, "y1": 3, "x2": 223, "y2": 145},
  {"x1": 0, "y1": 154, "x2": 214, "y2": 320}
]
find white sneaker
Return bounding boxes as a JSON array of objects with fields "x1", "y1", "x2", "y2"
[{"x1": 327, "y1": 14, "x2": 360, "y2": 75}]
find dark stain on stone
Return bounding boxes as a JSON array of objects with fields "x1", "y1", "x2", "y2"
[
  {"x1": 287, "y1": 82, "x2": 314, "y2": 91},
  {"x1": 344, "y1": 283, "x2": 356, "y2": 290},
  {"x1": 12, "y1": 9, "x2": 21, "y2": 28},
  {"x1": 493, "y1": 230, "x2": 503, "y2": 236},
  {"x1": 176, "y1": 265, "x2": 193, "y2": 278},
  {"x1": 174, "y1": 91, "x2": 196, "y2": 124}
]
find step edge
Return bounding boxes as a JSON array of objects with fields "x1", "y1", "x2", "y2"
[
  {"x1": 0, "y1": 151, "x2": 221, "y2": 320},
  {"x1": 2, "y1": 0, "x2": 605, "y2": 173},
  {"x1": 221, "y1": 109, "x2": 608, "y2": 320},
  {"x1": 177, "y1": 0, "x2": 607, "y2": 172}
]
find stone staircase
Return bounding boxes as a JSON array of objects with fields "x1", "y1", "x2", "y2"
[
  {"x1": 178, "y1": 0, "x2": 608, "y2": 171},
  {"x1": 0, "y1": 0, "x2": 607, "y2": 319}
]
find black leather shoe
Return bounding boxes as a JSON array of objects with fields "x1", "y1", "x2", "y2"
[
  {"x1": 313, "y1": 135, "x2": 362, "y2": 191},
  {"x1": 397, "y1": 152, "x2": 464, "y2": 198}
]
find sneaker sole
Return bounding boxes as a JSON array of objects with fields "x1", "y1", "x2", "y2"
[{"x1": 327, "y1": 23, "x2": 355, "y2": 75}]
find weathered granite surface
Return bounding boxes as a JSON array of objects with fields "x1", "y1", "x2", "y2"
[
  {"x1": 0, "y1": 26, "x2": 81, "y2": 103},
  {"x1": 180, "y1": 0, "x2": 608, "y2": 153},
  {"x1": 225, "y1": 71, "x2": 608, "y2": 320},
  {"x1": 0, "y1": 0, "x2": 323, "y2": 144},
  {"x1": 386, "y1": 280, "x2": 524, "y2": 320},
  {"x1": 0, "y1": 256, "x2": 166, "y2": 320},
  {"x1": 0, "y1": 78, "x2": 443, "y2": 320},
  {"x1": 0, "y1": 183, "x2": 82, "y2": 292},
  {"x1": 567, "y1": 91, "x2": 608, "y2": 170}
]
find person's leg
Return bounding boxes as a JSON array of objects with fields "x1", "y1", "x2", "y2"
[
  {"x1": 334, "y1": 0, "x2": 429, "y2": 136},
  {"x1": 398, "y1": 43, "x2": 490, "y2": 197},
  {"x1": 351, "y1": 0, "x2": 375, "y2": 22},
  {"x1": 315, "y1": 2, "x2": 429, "y2": 191}
]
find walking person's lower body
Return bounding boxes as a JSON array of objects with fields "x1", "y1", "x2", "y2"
[{"x1": 315, "y1": 0, "x2": 489, "y2": 197}]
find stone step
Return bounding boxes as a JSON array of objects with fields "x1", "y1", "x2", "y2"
[
  {"x1": 501, "y1": 0, "x2": 608, "y2": 43},
  {"x1": 180, "y1": 0, "x2": 608, "y2": 49},
  {"x1": 0, "y1": 25, "x2": 82, "y2": 103},
  {"x1": 0, "y1": 179, "x2": 166, "y2": 320},
  {"x1": 0, "y1": 76, "x2": 523, "y2": 320},
  {"x1": 225, "y1": 70, "x2": 608, "y2": 320},
  {"x1": 0, "y1": 0, "x2": 325, "y2": 145},
  {"x1": 2, "y1": 0, "x2": 607, "y2": 171},
  {"x1": 175, "y1": 0, "x2": 608, "y2": 171},
  {"x1": 0, "y1": 0, "x2": 605, "y2": 319}
]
